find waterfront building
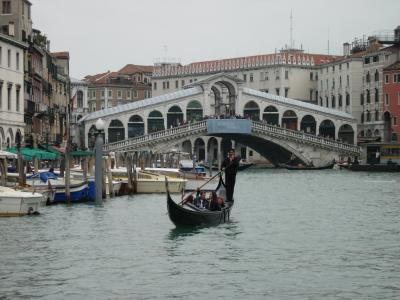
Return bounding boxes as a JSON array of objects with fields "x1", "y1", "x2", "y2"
[
  {"x1": 70, "y1": 77, "x2": 88, "y2": 147},
  {"x1": 85, "y1": 64, "x2": 153, "y2": 112},
  {"x1": 0, "y1": 0, "x2": 32, "y2": 43},
  {"x1": 0, "y1": 32, "x2": 27, "y2": 149},
  {"x1": 383, "y1": 62, "x2": 400, "y2": 142},
  {"x1": 151, "y1": 49, "x2": 339, "y2": 103}
]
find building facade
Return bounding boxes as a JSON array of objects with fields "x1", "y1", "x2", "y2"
[
  {"x1": 383, "y1": 62, "x2": 400, "y2": 142},
  {"x1": 0, "y1": 33, "x2": 27, "y2": 149},
  {"x1": 151, "y1": 49, "x2": 339, "y2": 103},
  {"x1": 0, "y1": 0, "x2": 32, "y2": 43},
  {"x1": 85, "y1": 64, "x2": 153, "y2": 112}
]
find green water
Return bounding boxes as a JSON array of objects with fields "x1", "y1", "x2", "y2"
[{"x1": 1, "y1": 169, "x2": 399, "y2": 299}]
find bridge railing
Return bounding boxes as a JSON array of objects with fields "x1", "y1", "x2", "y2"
[
  {"x1": 103, "y1": 121, "x2": 207, "y2": 152},
  {"x1": 252, "y1": 121, "x2": 361, "y2": 154}
]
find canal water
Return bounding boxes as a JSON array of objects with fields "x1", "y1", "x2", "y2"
[{"x1": 1, "y1": 169, "x2": 399, "y2": 299}]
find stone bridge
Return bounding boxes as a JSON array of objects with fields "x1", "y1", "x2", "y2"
[{"x1": 79, "y1": 73, "x2": 360, "y2": 166}]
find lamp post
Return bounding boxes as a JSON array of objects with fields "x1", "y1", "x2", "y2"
[{"x1": 94, "y1": 118, "x2": 105, "y2": 205}]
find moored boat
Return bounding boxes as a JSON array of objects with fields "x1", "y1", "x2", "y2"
[
  {"x1": 279, "y1": 163, "x2": 334, "y2": 170},
  {"x1": 166, "y1": 175, "x2": 234, "y2": 227},
  {"x1": 0, "y1": 186, "x2": 44, "y2": 216}
]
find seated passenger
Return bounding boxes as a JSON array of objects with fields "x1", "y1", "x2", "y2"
[
  {"x1": 194, "y1": 188, "x2": 209, "y2": 209},
  {"x1": 209, "y1": 191, "x2": 220, "y2": 211},
  {"x1": 183, "y1": 194, "x2": 194, "y2": 205}
]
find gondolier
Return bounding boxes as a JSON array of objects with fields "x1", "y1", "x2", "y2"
[{"x1": 221, "y1": 149, "x2": 239, "y2": 202}]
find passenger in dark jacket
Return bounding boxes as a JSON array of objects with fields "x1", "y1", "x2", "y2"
[{"x1": 194, "y1": 189, "x2": 209, "y2": 209}]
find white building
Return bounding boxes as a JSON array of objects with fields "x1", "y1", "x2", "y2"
[
  {"x1": 70, "y1": 77, "x2": 89, "y2": 147},
  {"x1": 0, "y1": 33, "x2": 27, "y2": 149},
  {"x1": 152, "y1": 49, "x2": 339, "y2": 103}
]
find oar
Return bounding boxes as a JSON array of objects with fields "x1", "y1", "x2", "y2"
[{"x1": 179, "y1": 169, "x2": 224, "y2": 206}]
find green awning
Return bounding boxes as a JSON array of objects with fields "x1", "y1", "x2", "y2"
[
  {"x1": 69, "y1": 150, "x2": 94, "y2": 157},
  {"x1": 40, "y1": 144, "x2": 65, "y2": 158},
  {"x1": 6, "y1": 147, "x2": 57, "y2": 161}
]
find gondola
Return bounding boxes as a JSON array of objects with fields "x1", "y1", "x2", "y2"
[
  {"x1": 279, "y1": 163, "x2": 334, "y2": 170},
  {"x1": 166, "y1": 175, "x2": 234, "y2": 227}
]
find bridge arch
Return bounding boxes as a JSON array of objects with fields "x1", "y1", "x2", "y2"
[
  {"x1": 282, "y1": 110, "x2": 298, "y2": 130},
  {"x1": 186, "y1": 100, "x2": 203, "y2": 123},
  {"x1": 181, "y1": 140, "x2": 192, "y2": 154},
  {"x1": 300, "y1": 115, "x2": 316, "y2": 134},
  {"x1": 262, "y1": 105, "x2": 279, "y2": 125},
  {"x1": 207, "y1": 76, "x2": 239, "y2": 116},
  {"x1": 319, "y1": 119, "x2": 335, "y2": 139},
  {"x1": 108, "y1": 119, "x2": 125, "y2": 143},
  {"x1": 338, "y1": 124, "x2": 355, "y2": 144},
  {"x1": 148, "y1": 110, "x2": 164, "y2": 133},
  {"x1": 167, "y1": 105, "x2": 184, "y2": 128},
  {"x1": 128, "y1": 115, "x2": 145, "y2": 138},
  {"x1": 194, "y1": 137, "x2": 206, "y2": 161},
  {"x1": 207, "y1": 137, "x2": 219, "y2": 164},
  {"x1": 243, "y1": 101, "x2": 260, "y2": 120}
]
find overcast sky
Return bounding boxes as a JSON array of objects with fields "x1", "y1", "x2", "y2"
[{"x1": 30, "y1": 0, "x2": 400, "y2": 79}]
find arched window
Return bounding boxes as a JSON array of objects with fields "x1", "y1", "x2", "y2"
[
  {"x1": 108, "y1": 119, "x2": 125, "y2": 143},
  {"x1": 128, "y1": 115, "x2": 144, "y2": 137},
  {"x1": 186, "y1": 100, "x2": 203, "y2": 123},
  {"x1": 77, "y1": 90, "x2": 84, "y2": 108},
  {"x1": 374, "y1": 69, "x2": 379, "y2": 82},
  {"x1": 148, "y1": 110, "x2": 164, "y2": 133},
  {"x1": 243, "y1": 101, "x2": 260, "y2": 120},
  {"x1": 167, "y1": 105, "x2": 183, "y2": 128}
]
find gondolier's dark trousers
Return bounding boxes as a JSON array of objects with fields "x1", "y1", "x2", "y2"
[{"x1": 225, "y1": 175, "x2": 236, "y2": 202}]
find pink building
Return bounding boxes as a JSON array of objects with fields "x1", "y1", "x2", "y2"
[{"x1": 383, "y1": 62, "x2": 400, "y2": 142}]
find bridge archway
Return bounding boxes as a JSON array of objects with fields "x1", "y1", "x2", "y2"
[
  {"x1": 167, "y1": 105, "x2": 183, "y2": 128},
  {"x1": 338, "y1": 124, "x2": 354, "y2": 144},
  {"x1": 207, "y1": 76, "x2": 239, "y2": 116},
  {"x1": 319, "y1": 120, "x2": 335, "y2": 139},
  {"x1": 108, "y1": 119, "x2": 125, "y2": 143},
  {"x1": 194, "y1": 138, "x2": 206, "y2": 161},
  {"x1": 263, "y1": 105, "x2": 279, "y2": 125},
  {"x1": 148, "y1": 110, "x2": 164, "y2": 133},
  {"x1": 300, "y1": 115, "x2": 316, "y2": 134},
  {"x1": 128, "y1": 115, "x2": 144, "y2": 138},
  {"x1": 282, "y1": 110, "x2": 298, "y2": 130},
  {"x1": 186, "y1": 100, "x2": 203, "y2": 122},
  {"x1": 207, "y1": 137, "x2": 219, "y2": 164},
  {"x1": 243, "y1": 101, "x2": 260, "y2": 120},
  {"x1": 181, "y1": 140, "x2": 192, "y2": 154}
]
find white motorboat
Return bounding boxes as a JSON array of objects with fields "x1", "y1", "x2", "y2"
[{"x1": 0, "y1": 186, "x2": 44, "y2": 216}]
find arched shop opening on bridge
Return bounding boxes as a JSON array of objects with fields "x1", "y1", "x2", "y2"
[
  {"x1": 167, "y1": 106, "x2": 184, "y2": 128},
  {"x1": 194, "y1": 138, "x2": 205, "y2": 161},
  {"x1": 207, "y1": 137, "x2": 219, "y2": 164},
  {"x1": 282, "y1": 110, "x2": 298, "y2": 130},
  {"x1": 300, "y1": 115, "x2": 316, "y2": 134},
  {"x1": 263, "y1": 106, "x2": 279, "y2": 125},
  {"x1": 87, "y1": 125, "x2": 105, "y2": 149},
  {"x1": 148, "y1": 110, "x2": 164, "y2": 133},
  {"x1": 182, "y1": 140, "x2": 192, "y2": 154},
  {"x1": 243, "y1": 101, "x2": 260, "y2": 120},
  {"x1": 128, "y1": 115, "x2": 145, "y2": 138},
  {"x1": 319, "y1": 120, "x2": 335, "y2": 139},
  {"x1": 186, "y1": 100, "x2": 203, "y2": 122},
  {"x1": 338, "y1": 124, "x2": 355, "y2": 144},
  {"x1": 108, "y1": 119, "x2": 125, "y2": 143}
]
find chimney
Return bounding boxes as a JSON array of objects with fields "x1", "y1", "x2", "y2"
[{"x1": 343, "y1": 42, "x2": 350, "y2": 56}]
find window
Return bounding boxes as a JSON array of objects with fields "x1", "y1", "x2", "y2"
[
  {"x1": 16, "y1": 52, "x2": 19, "y2": 70},
  {"x1": 189, "y1": 79, "x2": 192, "y2": 83},
  {"x1": 250, "y1": 73, "x2": 253, "y2": 82},
  {"x1": 153, "y1": 82, "x2": 157, "y2": 90},
  {"x1": 7, "y1": 49, "x2": 11, "y2": 68},
  {"x1": 133, "y1": 90, "x2": 138, "y2": 98},
  {"x1": 332, "y1": 96, "x2": 336, "y2": 108},
  {"x1": 366, "y1": 71, "x2": 370, "y2": 83},
  {"x1": 285, "y1": 70, "x2": 289, "y2": 79},
  {"x1": 398, "y1": 93, "x2": 400, "y2": 106},
  {"x1": 108, "y1": 90, "x2": 112, "y2": 97},
  {"x1": 77, "y1": 91, "x2": 83, "y2": 108},
  {"x1": 375, "y1": 88, "x2": 379, "y2": 103},
  {"x1": 0, "y1": 81, "x2": 2, "y2": 108},
  {"x1": 162, "y1": 82, "x2": 165, "y2": 89},
  {"x1": 346, "y1": 93, "x2": 350, "y2": 106},
  {"x1": 347, "y1": 75, "x2": 349, "y2": 86},
  {"x1": 367, "y1": 89, "x2": 370, "y2": 103},
  {"x1": 101, "y1": 90, "x2": 105, "y2": 98},
  {"x1": 275, "y1": 70, "x2": 280, "y2": 80},
  {"x1": 339, "y1": 76, "x2": 342, "y2": 87},
  {"x1": 366, "y1": 111, "x2": 371, "y2": 122},
  {"x1": 7, "y1": 84, "x2": 11, "y2": 110},
  {"x1": 332, "y1": 66, "x2": 335, "y2": 72},
  {"x1": 275, "y1": 88, "x2": 280, "y2": 96},
  {"x1": 385, "y1": 75, "x2": 389, "y2": 84},
  {"x1": 347, "y1": 62, "x2": 349, "y2": 69},
  {"x1": 373, "y1": 55, "x2": 379, "y2": 63},
  {"x1": 285, "y1": 88, "x2": 289, "y2": 97},
  {"x1": 310, "y1": 89, "x2": 313, "y2": 101},
  {"x1": 127, "y1": 91, "x2": 131, "y2": 99},
  {"x1": 338, "y1": 94, "x2": 342, "y2": 107},
  {"x1": 181, "y1": 80, "x2": 185, "y2": 86},
  {"x1": 374, "y1": 70, "x2": 379, "y2": 82},
  {"x1": 0, "y1": 46, "x2": 2, "y2": 65},
  {"x1": 243, "y1": 74, "x2": 247, "y2": 81},
  {"x1": 16, "y1": 86, "x2": 20, "y2": 111},
  {"x1": 309, "y1": 72, "x2": 313, "y2": 80},
  {"x1": 2, "y1": 1, "x2": 11, "y2": 14},
  {"x1": 375, "y1": 110, "x2": 379, "y2": 121},
  {"x1": 117, "y1": 90, "x2": 122, "y2": 98},
  {"x1": 166, "y1": 81, "x2": 169, "y2": 88},
  {"x1": 396, "y1": 74, "x2": 400, "y2": 83},
  {"x1": 364, "y1": 57, "x2": 370, "y2": 64},
  {"x1": 385, "y1": 94, "x2": 389, "y2": 106},
  {"x1": 175, "y1": 80, "x2": 178, "y2": 88}
]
